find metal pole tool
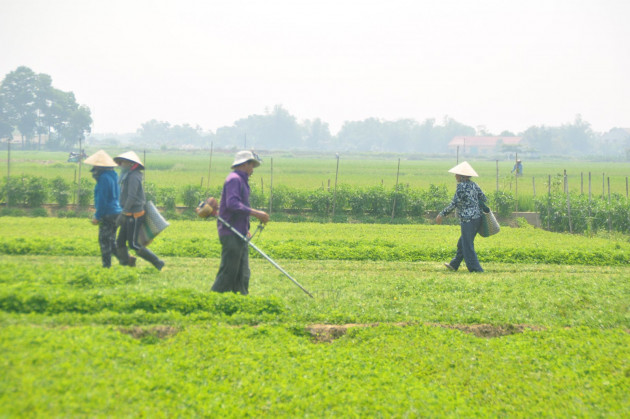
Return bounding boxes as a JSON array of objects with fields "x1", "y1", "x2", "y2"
[{"x1": 196, "y1": 198, "x2": 314, "y2": 298}]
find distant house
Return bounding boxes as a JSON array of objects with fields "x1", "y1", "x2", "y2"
[{"x1": 448, "y1": 136, "x2": 522, "y2": 154}]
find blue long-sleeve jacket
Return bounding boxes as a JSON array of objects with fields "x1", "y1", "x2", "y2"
[{"x1": 94, "y1": 169, "x2": 122, "y2": 220}]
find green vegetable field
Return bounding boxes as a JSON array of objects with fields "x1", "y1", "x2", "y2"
[{"x1": 1, "y1": 216, "x2": 629, "y2": 416}]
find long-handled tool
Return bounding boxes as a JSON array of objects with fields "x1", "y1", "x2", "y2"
[{"x1": 196, "y1": 198, "x2": 314, "y2": 298}]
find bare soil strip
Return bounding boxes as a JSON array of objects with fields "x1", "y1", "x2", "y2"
[{"x1": 306, "y1": 323, "x2": 547, "y2": 342}]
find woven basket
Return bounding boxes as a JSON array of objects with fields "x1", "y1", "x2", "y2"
[
  {"x1": 478, "y1": 207, "x2": 500, "y2": 237},
  {"x1": 138, "y1": 201, "x2": 169, "y2": 246}
]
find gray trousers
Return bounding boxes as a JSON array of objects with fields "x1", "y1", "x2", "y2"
[{"x1": 212, "y1": 234, "x2": 250, "y2": 295}]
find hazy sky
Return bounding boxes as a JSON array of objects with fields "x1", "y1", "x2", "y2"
[{"x1": 1, "y1": 0, "x2": 629, "y2": 135}]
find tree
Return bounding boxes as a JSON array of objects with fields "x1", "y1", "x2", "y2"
[
  {"x1": 0, "y1": 66, "x2": 38, "y2": 148},
  {"x1": 302, "y1": 118, "x2": 332, "y2": 150},
  {"x1": 0, "y1": 66, "x2": 92, "y2": 150}
]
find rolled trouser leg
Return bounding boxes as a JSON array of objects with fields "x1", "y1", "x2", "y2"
[
  {"x1": 136, "y1": 247, "x2": 165, "y2": 271},
  {"x1": 116, "y1": 246, "x2": 131, "y2": 265}
]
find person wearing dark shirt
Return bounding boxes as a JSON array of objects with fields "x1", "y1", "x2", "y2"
[
  {"x1": 211, "y1": 151, "x2": 269, "y2": 294},
  {"x1": 436, "y1": 161, "x2": 487, "y2": 272},
  {"x1": 84, "y1": 150, "x2": 122, "y2": 268},
  {"x1": 114, "y1": 151, "x2": 164, "y2": 271}
]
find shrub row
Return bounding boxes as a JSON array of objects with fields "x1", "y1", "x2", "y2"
[
  {"x1": 2, "y1": 175, "x2": 518, "y2": 219},
  {"x1": 536, "y1": 192, "x2": 630, "y2": 234}
]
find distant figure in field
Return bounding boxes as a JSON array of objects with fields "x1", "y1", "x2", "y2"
[
  {"x1": 511, "y1": 159, "x2": 523, "y2": 176},
  {"x1": 436, "y1": 161, "x2": 487, "y2": 273},
  {"x1": 84, "y1": 150, "x2": 122, "y2": 268},
  {"x1": 211, "y1": 150, "x2": 269, "y2": 295}
]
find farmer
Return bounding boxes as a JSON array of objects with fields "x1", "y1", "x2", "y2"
[
  {"x1": 436, "y1": 161, "x2": 487, "y2": 273},
  {"x1": 511, "y1": 159, "x2": 523, "y2": 176},
  {"x1": 211, "y1": 150, "x2": 269, "y2": 295},
  {"x1": 114, "y1": 151, "x2": 165, "y2": 271},
  {"x1": 84, "y1": 150, "x2": 122, "y2": 268}
]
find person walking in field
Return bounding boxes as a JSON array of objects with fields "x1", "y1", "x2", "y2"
[
  {"x1": 84, "y1": 150, "x2": 123, "y2": 268},
  {"x1": 511, "y1": 159, "x2": 523, "y2": 176},
  {"x1": 114, "y1": 151, "x2": 165, "y2": 271},
  {"x1": 436, "y1": 161, "x2": 487, "y2": 273},
  {"x1": 211, "y1": 150, "x2": 269, "y2": 295}
]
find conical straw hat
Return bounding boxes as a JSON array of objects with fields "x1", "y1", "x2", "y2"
[
  {"x1": 83, "y1": 150, "x2": 117, "y2": 167},
  {"x1": 114, "y1": 151, "x2": 144, "y2": 168},
  {"x1": 448, "y1": 161, "x2": 479, "y2": 177}
]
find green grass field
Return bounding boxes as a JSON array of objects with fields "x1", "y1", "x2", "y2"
[
  {"x1": 3, "y1": 150, "x2": 630, "y2": 198},
  {"x1": 0, "y1": 217, "x2": 629, "y2": 416}
]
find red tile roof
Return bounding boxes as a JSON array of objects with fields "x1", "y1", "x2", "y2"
[{"x1": 449, "y1": 136, "x2": 522, "y2": 147}]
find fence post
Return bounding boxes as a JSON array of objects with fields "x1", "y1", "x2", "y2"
[
  {"x1": 532, "y1": 177, "x2": 536, "y2": 198},
  {"x1": 332, "y1": 154, "x2": 339, "y2": 219},
  {"x1": 566, "y1": 172, "x2": 573, "y2": 233},
  {"x1": 547, "y1": 174, "x2": 551, "y2": 230},
  {"x1": 607, "y1": 177, "x2": 612, "y2": 232},
  {"x1": 6, "y1": 140, "x2": 10, "y2": 207},
  {"x1": 515, "y1": 168, "x2": 518, "y2": 212},
  {"x1": 602, "y1": 173, "x2": 605, "y2": 199},
  {"x1": 143, "y1": 150, "x2": 146, "y2": 187},
  {"x1": 495, "y1": 160, "x2": 499, "y2": 193},
  {"x1": 206, "y1": 142, "x2": 213, "y2": 191},
  {"x1": 6, "y1": 139, "x2": 10, "y2": 181},
  {"x1": 588, "y1": 172, "x2": 592, "y2": 217},
  {"x1": 563, "y1": 169, "x2": 567, "y2": 194},
  {"x1": 76, "y1": 137, "x2": 83, "y2": 206},
  {"x1": 391, "y1": 158, "x2": 400, "y2": 220},
  {"x1": 269, "y1": 157, "x2": 273, "y2": 214}
]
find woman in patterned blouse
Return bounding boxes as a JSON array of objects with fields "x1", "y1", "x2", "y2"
[{"x1": 435, "y1": 161, "x2": 487, "y2": 272}]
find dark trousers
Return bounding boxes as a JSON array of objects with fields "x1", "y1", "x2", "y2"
[
  {"x1": 98, "y1": 214, "x2": 119, "y2": 268},
  {"x1": 449, "y1": 217, "x2": 484, "y2": 272},
  {"x1": 116, "y1": 215, "x2": 163, "y2": 269},
  {"x1": 212, "y1": 234, "x2": 250, "y2": 295}
]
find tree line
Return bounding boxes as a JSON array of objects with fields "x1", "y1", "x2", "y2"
[
  {"x1": 119, "y1": 107, "x2": 630, "y2": 158},
  {"x1": 2, "y1": 66, "x2": 629, "y2": 158},
  {"x1": 0, "y1": 66, "x2": 92, "y2": 149}
]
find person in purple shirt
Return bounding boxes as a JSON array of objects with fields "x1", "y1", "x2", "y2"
[{"x1": 211, "y1": 151, "x2": 270, "y2": 295}]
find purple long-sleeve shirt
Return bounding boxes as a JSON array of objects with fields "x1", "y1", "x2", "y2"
[{"x1": 217, "y1": 170, "x2": 252, "y2": 237}]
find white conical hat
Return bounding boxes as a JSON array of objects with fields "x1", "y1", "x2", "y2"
[
  {"x1": 83, "y1": 150, "x2": 117, "y2": 167},
  {"x1": 114, "y1": 151, "x2": 144, "y2": 168},
  {"x1": 448, "y1": 161, "x2": 479, "y2": 177}
]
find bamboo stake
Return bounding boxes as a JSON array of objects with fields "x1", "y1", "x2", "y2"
[
  {"x1": 608, "y1": 177, "x2": 612, "y2": 232},
  {"x1": 588, "y1": 172, "x2": 593, "y2": 217},
  {"x1": 566, "y1": 172, "x2": 573, "y2": 234},
  {"x1": 547, "y1": 174, "x2": 551, "y2": 230},
  {"x1": 206, "y1": 142, "x2": 213, "y2": 191},
  {"x1": 332, "y1": 154, "x2": 339, "y2": 219},
  {"x1": 532, "y1": 177, "x2": 536, "y2": 198},
  {"x1": 496, "y1": 160, "x2": 499, "y2": 193},
  {"x1": 269, "y1": 157, "x2": 273, "y2": 214},
  {"x1": 391, "y1": 158, "x2": 400, "y2": 220}
]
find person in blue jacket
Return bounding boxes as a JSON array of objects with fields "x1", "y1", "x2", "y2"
[{"x1": 84, "y1": 150, "x2": 125, "y2": 268}]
